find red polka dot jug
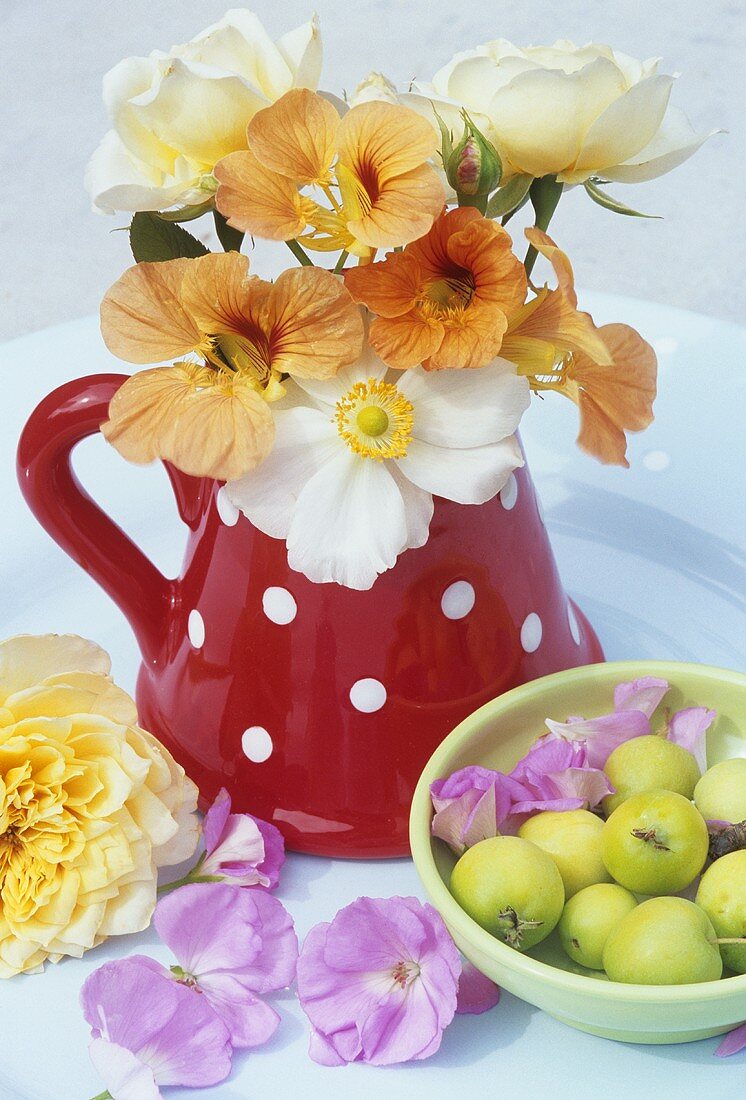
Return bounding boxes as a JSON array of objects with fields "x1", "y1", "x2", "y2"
[{"x1": 18, "y1": 374, "x2": 603, "y2": 857}]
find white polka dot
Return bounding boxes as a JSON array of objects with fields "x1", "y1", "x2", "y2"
[
  {"x1": 216, "y1": 486, "x2": 239, "y2": 527},
  {"x1": 500, "y1": 473, "x2": 518, "y2": 510},
  {"x1": 187, "y1": 609, "x2": 205, "y2": 649},
  {"x1": 653, "y1": 337, "x2": 678, "y2": 356},
  {"x1": 567, "y1": 602, "x2": 581, "y2": 646},
  {"x1": 520, "y1": 612, "x2": 543, "y2": 653},
  {"x1": 643, "y1": 450, "x2": 670, "y2": 472},
  {"x1": 441, "y1": 581, "x2": 476, "y2": 620},
  {"x1": 262, "y1": 587, "x2": 297, "y2": 625},
  {"x1": 350, "y1": 678, "x2": 387, "y2": 713},
  {"x1": 242, "y1": 726, "x2": 273, "y2": 763}
]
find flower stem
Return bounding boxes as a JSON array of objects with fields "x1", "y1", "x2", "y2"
[
  {"x1": 524, "y1": 175, "x2": 563, "y2": 278},
  {"x1": 89, "y1": 1091, "x2": 112, "y2": 1100},
  {"x1": 333, "y1": 250, "x2": 349, "y2": 274},
  {"x1": 285, "y1": 239, "x2": 314, "y2": 267}
]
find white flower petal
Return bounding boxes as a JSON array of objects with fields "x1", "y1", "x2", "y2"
[
  {"x1": 485, "y1": 57, "x2": 626, "y2": 176},
  {"x1": 388, "y1": 465, "x2": 434, "y2": 550},
  {"x1": 398, "y1": 435, "x2": 524, "y2": 505},
  {"x1": 570, "y1": 74, "x2": 674, "y2": 177},
  {"x1": 604, "y1": 105, "x2": 720, "y2": 183},
  {"x1": 398, "y1": 360, "x2": 530, "y2": 449},
  {"x1": 287, "y1": 452, "x2": 408, "y2": 589},
  {"x1": 292, "y1": 343, "x2": 388, "y2": 408},
  {"x1": 227, "y1": 408, "x2": 337, "y2": 539},
  {"x1": 176, "y1": 9, "x2": 293, "y2": 100},
  {"x1": 277, "y1": 15, "x2": 323, "y2": 90},
  {"x1": 89, "y1": 1039, "x2": 160, "y2": 1100},
  {"x1": 85, "y1": 132, "x2": 195, "y2": 215}
]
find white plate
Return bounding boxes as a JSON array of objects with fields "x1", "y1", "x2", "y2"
[{"x1": 0, "y1": 296, "x2": 744, "y2": 1099}]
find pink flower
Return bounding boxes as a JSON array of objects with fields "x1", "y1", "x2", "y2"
[
  {"x1": 201, "y1": 787, "x2": 285, "y2": 888},
  {"x1": 296, "y1": 896, "x2": 461, "y2": 1066},
  {"x1": 613, "y1": 676, "x2": 669, "y2": 717},
  {"x1": 154, "y1": 882, "x2": 298, "y2": 1049},
  {"x1": 431, "y1": 741, "x2": 612, "y2": 851},
  {"x1": 546, "y1": 678, "x2": 715, "y2": 773},
  {"x1": 455, "y1": 960, "x2": 500, "y2": 1015},
  {"x1": 544, "y1": 711, "x2": 651, "y2": 768},
  {"x1": 430, "y1": 766, "x2": 526, "y2": 853},
  {"x1": 667, "y1": 707, "x2": 715, "y2": 773},
  {"x1": 716, "y1": 1022, "x2": 746, "y2": 1057},
  {"x1": 507, "y1": 735, "x2": 613, "y2": 819},
  {"x1": 81, "y1": 955, "x2": 232, "y2": 1098}
]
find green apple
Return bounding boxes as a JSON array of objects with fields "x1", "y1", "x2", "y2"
[
  {"x1": 696, "y1": 850, "x2": 746, "y2": 973},
  {"x1": 450, "y1": 835, "x2": 565, "y2": 950},
  {"x1": 558, "y1": 883, "x2": 638, "y2": 970},
  {"x1": 694, "y1": 758, "x2": 746, "y2": 824},
  {"x1": 602, "y1": 735, "x2": 700, "y2": 815},
  {"x1": 603, "y1": 896, "x2": 723, "y2": 984},
  {"x1": 519, "y1": 809, "x2": 612, "y2": 898},
  {"x1": 601, "y1": 789, "x2": 708, "y2": 895}
]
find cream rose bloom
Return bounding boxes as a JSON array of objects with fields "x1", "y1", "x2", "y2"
[
  {"x1": 86, "y1": 8, "x2": 322, "y2": 214},
  {"x1": 394, "y1": 39, "x2": 716, "y2": 184},
  {"x1": 0, "y1": 634, "x2": 199, "y2": 977}
]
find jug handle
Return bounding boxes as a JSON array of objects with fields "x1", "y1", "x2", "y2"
[{"x1": 16, "y1": 374, "x2": 205, "y2": 662}]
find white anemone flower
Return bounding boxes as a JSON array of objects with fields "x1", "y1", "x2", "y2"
[{"x1": 226, "y1": 349, "x2": 530, "y2": 590}]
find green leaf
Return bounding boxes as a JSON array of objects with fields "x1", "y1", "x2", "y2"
[
  {"x1": 431, "y1": 105, "x2": 453, "y2": 170},
  {"x1": 156, "y1": 200, "x2": 215, "y2": 223},
  {"x1": 584, "y1": 179, "x2": 660, "y2": 219},
  {"x1": 486, "y1": 174, "x2": 533, "y2": 218},
  {"x1": 129, "y1": 212, "x2": 209, "y2": 263},
  {"x1": 213, "y1": 210, "x2": 245, "y2": 253}
]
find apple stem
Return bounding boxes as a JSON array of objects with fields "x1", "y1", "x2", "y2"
[
  {"x1": 714, "y1": 937, "x2": 746, "y2": 945},
  {"x1": 630, "y1": 827, "x2": 670, "y2": 852},
  {"x1": 497, "y1": 906, "x2": 543, "y2": 948}
]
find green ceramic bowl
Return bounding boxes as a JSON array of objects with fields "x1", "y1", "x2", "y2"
[{"x1": 410, "y1": 660, "x2": 746, "y2": 1044}]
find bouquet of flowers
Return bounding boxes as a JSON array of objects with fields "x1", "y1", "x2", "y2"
[{"x1": 86, "y1": 10, "x2": 714, "y2": 592}]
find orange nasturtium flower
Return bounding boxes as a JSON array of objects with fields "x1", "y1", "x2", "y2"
[
  {"x1": 503, "y1": 229, "x2": 657, "y2": 467},
  {"x1": 343, "y1": 207, "x2": 528, "y2": 371},
  {"x1": 214, "y1": 88, "x2": 445, "y2": 257},
  {"x1": 100, "y1": 252, "x2": 364, "y2": 480}
]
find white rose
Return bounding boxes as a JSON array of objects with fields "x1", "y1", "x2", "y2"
[
  {"x1": 86, "y1": 8, "x2": 322, "y2": 214},
  {"x1": 401, "y1": 39, "x2": 716, "y2": 184}
]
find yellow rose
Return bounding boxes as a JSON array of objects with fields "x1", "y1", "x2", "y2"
[
  {"x1": 86, "y1": 9, "x2": 322, "y2": 213},
  {"x1": 0, "y1": 634, "x2": 199, "y2": 977},
  {"x1": 393, "y1": 39, "x2": 717, "y2": 184}
]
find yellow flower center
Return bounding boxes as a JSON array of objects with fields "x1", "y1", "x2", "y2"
[
  {"x1": 335, "y1": 378, "x2": 414, "y2": 460},
  {"x1": 417, "y1": 271, "x2": 475, "y2": 323}
]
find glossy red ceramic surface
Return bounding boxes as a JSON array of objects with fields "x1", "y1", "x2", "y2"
[{"x1": 18, "y1": 374, "x2": 603, "y2": 857}]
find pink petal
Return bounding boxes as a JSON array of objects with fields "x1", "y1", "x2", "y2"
[
  {"x1": 614, "y1": 677, "x2": 669, "y2": 717},
  {"x1": 234, "y1": 889, "x2": 299, "y2": 994},
  {"x1": 88, "y1": 1039, "x2": 160, "y2": 1100},
  {"x1": 200, "y1": 813, "x2": 268, "y2": 884},
  {"x1": 510, "y1": 734, "x2": 588, "y2": 780},
  {"x1": 668, "y1": 707, "x2": 715, "y2": 774},
  {"x1": 155, "y1": 883, "x2": 263, "y2": 974},
  {"x1": 198, "y1": 973, "x2": 280, "y2": 1049},
  {"x1": 430, "y1": 765, "x2": 502, "y2": 805},
  {"x1": 360, "y1": 978, "x2": 442, "y2": 1065},
  {"x1": 455, "y1": 960, "x2": 500, "y2": 1015},
  {"x1": 545, "y1": 710, "x2": 650, "y2": 768},
  {"x1": 81, "y1": 956, "x2": 232, "y2": 1087},
  {"x1": 250, "y1": 814, "x2": 286, "y2": 889},
  {"x1": 297, "y1": 897, "x2": 460, "y2": 1067},
  {"x1": 202, "y1": 788, "x2": 232, "y2": 853},
  {"x1": 715, "y1": 1022, "x2": 746, "y2": 1057},
  {"x1": 432, "y1": 786, "x2": 497, "y2": 854},
  {"x1": 509, "y1": 797, "x2": 586, "y2": 818},
  {"x1": 547, "y1": 766, "x2": 614, "y2": 808},
  {"x1": 308, "y1": 1023, "x2": 361, "y2": 1066}
]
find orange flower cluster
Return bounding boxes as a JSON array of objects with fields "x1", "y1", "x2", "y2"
[
  {"x1": 98, "y1": 87, "x2": 656, "y2": 478},
  {"x1": 214, "y1": 89, "x2": 445, "y2": 258}
]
